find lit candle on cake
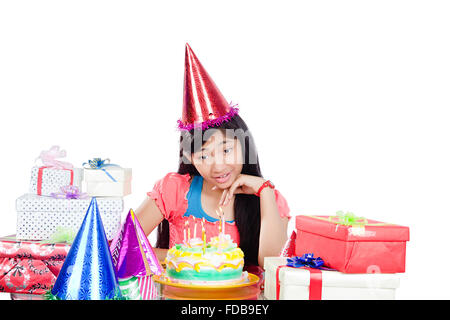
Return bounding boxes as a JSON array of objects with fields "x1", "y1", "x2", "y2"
[
  {"x1": 216, "y1": 209, "x2": 222, "y2": 234},
  {"x1": 201, "y1": 217, "x2": 206, "y2": 253},
  {"x1": 219, "y1": 206, "x2": 225, "y2": 237},
  {"x1": 187, "y1": 219, "x2": 190, "y2": 242},
  {"x1": 193, "y1": 216, "x2": 197, "y2": 239}
]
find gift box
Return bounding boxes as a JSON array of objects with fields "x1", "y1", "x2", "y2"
[
  {"x1": 118, "y1": 276, "x2": 158, "y2": 300},
  {"x1": 84, "y1": 167, "x2": 132, "y2": 197},
  {"x1": 295, "y1": 215, "x2": 410, "y2": 273},
  {"x1": 16, "y1": 194, "x2": 123, "y2": 240},
  {"x1": 29, "y1": 166, "x2": 83, "y2": 196},
  {"x1": 0, "y1": 235, "x2": 70, "y2": 295},
  {"x1": 264, "y1": 257, "x2": 400, "y2": 300}
]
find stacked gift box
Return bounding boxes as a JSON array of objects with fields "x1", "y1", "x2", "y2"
[
  {"x1": 0, "y1": 146, "x2": 132, "y2": 297},
  {"x1": 264, "y1": 212, "x2": 410, "y2": 300},
  {"x1": 0, "y1": 235, "x2": 71, "y2": 297}
]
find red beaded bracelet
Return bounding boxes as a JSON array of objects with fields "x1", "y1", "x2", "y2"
[{"x1": 254, "y1": 180, "x2": 275, "y2": 197}]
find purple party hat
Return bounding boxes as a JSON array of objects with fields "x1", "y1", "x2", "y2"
[{"x1": 110, "y1": 209, "x2": 163, "y2": 278}]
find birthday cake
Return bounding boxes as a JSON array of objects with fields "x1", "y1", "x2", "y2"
[{"x1": 164, "y1": 234, "x2": 245, "y2": 285}]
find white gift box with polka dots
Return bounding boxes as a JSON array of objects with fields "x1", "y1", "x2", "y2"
[
  {"x1": 29, "y1": 166, "x2": 83, "y2": 196},
  {"x1": 15, "y1": 194, "x2": 123, "y2": 241}
]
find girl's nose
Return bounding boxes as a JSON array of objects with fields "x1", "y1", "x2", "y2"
[{"x1": 211, "y1": 156, "x2": 228, "y2": 172}]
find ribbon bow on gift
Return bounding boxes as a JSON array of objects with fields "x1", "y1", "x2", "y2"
[
  {"x1": 82, "y1": 158, "x2": 119, "y2": 182},
  {"x1": 286, "y1": 253, "x2": 326, "y2": 269},
  {"x1": 43, "y1": 226, "x2": 77, "y2": 244},
  {"x1": 277, "y1": 253, "x2": 333, "y2": 300},
  {"x1": 36, "y1": 146, "x2": 74, "y2": 170},
  {"x1": 50, "y1": 185, "x2": 88, "y2": 199},
  {"x1": 330, "y1": 211, "x2": 368, "y2": 227}
]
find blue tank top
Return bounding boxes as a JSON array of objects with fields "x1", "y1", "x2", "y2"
[{"x1": 183, "y1": 175, "x2": 235, "y2": 223}]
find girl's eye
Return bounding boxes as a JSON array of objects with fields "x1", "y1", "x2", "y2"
[
  {"x1": 224, "y1": 147, "x2": 233, "y2": 154},
  {"x1": 200, "y1": 154, "x2": 208, "y2": 160}
]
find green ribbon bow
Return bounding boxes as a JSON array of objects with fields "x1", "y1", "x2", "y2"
[
  {"x1": 42, "y1": 226, "x2": 77, "y2": 244},
  {"x1": 330, "y1": 211, "x2": 368, "y2": 226}
]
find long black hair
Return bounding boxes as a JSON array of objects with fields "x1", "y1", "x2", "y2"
[{"x1": 155, "y1": 114, "x2": 263, "y2": 266}]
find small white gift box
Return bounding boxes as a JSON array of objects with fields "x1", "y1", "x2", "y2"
[
  {"x1": 29, "y1": 166, "x2": 83, "y2": 196},
  {"x1": 264, "y1": 257, "x2": 400, "y2": 300},
  {"x1": 84, "y1": 167, "x2": 132, "y2": 197},
  {"x1": 16, "y1": 194, "x2": 123, "y2": 240}
]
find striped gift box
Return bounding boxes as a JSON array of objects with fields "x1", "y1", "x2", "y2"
[
  {"x1": 119, "y1": 276, "x2": 141, "y2": 300},
  {"x1": 118, "y1": 276, "x2": 158, "y2": 300},
  {"x1": 137, "y1": 276, "x2": 158, "y2": 300}
]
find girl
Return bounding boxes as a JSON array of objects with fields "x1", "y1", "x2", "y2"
[{"x1": 135, "y1": 44, "x2": 290, "y2": 269}]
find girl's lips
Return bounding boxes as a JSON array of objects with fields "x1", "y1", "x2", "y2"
[{"x1": 214, "y1": 172, "x2": 231, "y2": 184}]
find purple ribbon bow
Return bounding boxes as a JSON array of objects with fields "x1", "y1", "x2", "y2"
[{"x1": 50, "y1": 185, "x2": 88, "y2": 199}]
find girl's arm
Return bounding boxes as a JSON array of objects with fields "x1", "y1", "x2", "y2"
[
  {"x1": 258, "y1": 188, "x2": 289, "y2": 266},
  {"x1": 220, "y1": 174, "x2": 289, "y2": 266},
  {"x1": 134, "y1": 197, "x2": 168, "y2": 262}
]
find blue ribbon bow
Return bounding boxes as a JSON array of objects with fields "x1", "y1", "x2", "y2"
[
  {"x1": 83, "y1": 158, "x2": 119, "y2": 182},
  {"x1": 286, "y1": 253, "x2": 326, "y2": 269}
]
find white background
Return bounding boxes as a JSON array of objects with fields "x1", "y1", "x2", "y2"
[{"x1": 0, "y1": 1, "x2": 449, "y2": 299}]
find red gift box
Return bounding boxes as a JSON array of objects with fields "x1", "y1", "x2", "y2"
[
  {"x1": 295, "y1": 215, "x2": 410, "y2": 273},
  {"x1": 0, "y1": 235, "x2": 70, "y2": 295}
]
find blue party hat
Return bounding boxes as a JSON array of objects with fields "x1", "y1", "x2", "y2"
[{"x1": 50, "y1": 197, "x2": 122, "y2": 300}]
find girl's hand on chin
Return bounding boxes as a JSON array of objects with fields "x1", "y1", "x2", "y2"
[{"x1": 219, "y1": 174, "x2": 265, "y2": 207}]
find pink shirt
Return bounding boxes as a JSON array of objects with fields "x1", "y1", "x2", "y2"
[{"x1": 148, "y1": 172, "x2": 291, "y2": 249}]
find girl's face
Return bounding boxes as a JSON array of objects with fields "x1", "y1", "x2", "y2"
[{"x1": 190, "y1": 129, "x2": 243, "y2": 190}]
